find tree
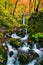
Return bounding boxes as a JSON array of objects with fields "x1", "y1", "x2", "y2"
[
  {"x1": 35, "y1": 0, "x2": 41, "y2": 12},
  {"x1": 4, "y1": 0, "x2": 7, "y2": 9},
  {"x1": 12, "y1": 0, "x2": 19, "y2": 16},
  {"x1": 34, "y1": 0, "x2": 36, "y2": 11}
]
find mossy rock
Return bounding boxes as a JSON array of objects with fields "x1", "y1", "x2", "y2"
[
  {"x1": 10, "y1": 38, "x2": 21, "y2": 48},
  {"x1": 0, "y1": 46, "x2": 7, "y2": 65},
  {"x1": 16, "y1": 29, "x2": 25, "y2": 37},
  {"x1": 19, "y1": 54, "x2": 29, "y2": 64},
  {"x1": 40, "y1": 60, "x2": 43, "y2": 65}
]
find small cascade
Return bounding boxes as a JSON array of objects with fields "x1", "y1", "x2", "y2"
[
  {"x1": 32, "y1": 43, "x2": 43, "y2": 58},
  {"x1": 27, "y1": 60, "x2": 36, "y2": 65},
  {"x1": 19, "y1": 46, "x2": 30, "y2": 52},
  {"x1": 15, "y1": 58, "x2": 20, "y2": 65},
  {"x1": 22, "y1": 14, "x2": 26, "y2": 24},
  {"x1": 32, "y1": 49, "x2": 42, "y2": 58},
  {"x1": 11, "y1": 33, "x2": 20, "y2": 39},
  {"x1": 20, "y1": 34, "x2": 28, "y2": 42},
  {"x1": 6, "y1": 44, "x2": 18, "y2": 65},
  {"x1": 33, "y1": 44, "x2": 37, "y2": 49}
]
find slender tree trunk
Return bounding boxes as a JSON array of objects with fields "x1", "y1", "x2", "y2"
[
  {"x1": 29, "y1": 0, "x2": 32, "y2": 14},
  {"x1": 35, "y1": 0, "x2": 40, "y2": 12},
  {"x1": 5, "y1": 1, "x2": 7, "y2": 9},
  {"x1": 13, "y1": 0, "x2": 18, "y2": 16},
  {"x1": 34, "y1": 0, "x2": 36, "y2": 11}
]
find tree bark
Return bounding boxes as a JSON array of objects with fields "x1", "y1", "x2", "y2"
[
  {"x1": 34, "y1": 0, "x2": 36, "y2": 11},
  {"x1": 13, "y1": 0, "x2": 18, "y2": 16},
  {"x1": 5, "y1": 1, "x2": 7, "y2": 9},
  {"x1": 35, "y1": 0, "x2": 40, "y2": 12}
]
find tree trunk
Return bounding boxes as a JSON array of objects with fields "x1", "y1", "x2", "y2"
[
  {"x1": 5, "y1": 1, "x2": 7, "y2": 9},
  {"x1": 34, "y1": 0, "x2": 36, "y2": 11},
  {"x1": 28, "y1": 0, "x2": 32, "y2": 14},
  {"x1": 35, "y1": 0, "x2": 40, "y2": 12},
  {"x1": 13, "y1": 0, "x2": 18, "y2": 16}
]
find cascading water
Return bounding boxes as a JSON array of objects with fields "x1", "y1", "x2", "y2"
[
  {"x1": 32, "y1": 43, "x2": 43, "y2": 58},
  {"x1": 3, "y1": 13, "x2": 43, "y2": 65},
  {"x1": 6, "y1": 44, "x2": 18, "y2": 65},
  {"x1": 22, "y1": 14, "x2": 26, "y2": 24},
  {"x1": 27, "y1": 59, "x2": 36, "y2": 65},
  {"x1": 11, "y1": 33, "x2": 20, "y2": 39}
]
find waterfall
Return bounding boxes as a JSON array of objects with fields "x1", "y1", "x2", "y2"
[
  {"x1": 22, "y1": 14, "x2": 26, "y2": 24},
  {"x1": 2, "y1": 13, "x2": 43, "y2": 65},
  {"x1": 33, "y1": 44, "x2": 37, "y2": 49}
]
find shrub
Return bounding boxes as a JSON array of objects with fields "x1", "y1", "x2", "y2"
[
  {"x1": 32, "y1": 33, "x2": 43, "y2": 42},
  {"x1": 27, "y1": 12, "x2": 43, "y2": 35},
  {"x1": 0, "y1": 33, "x2": 4, "y2": 38},
  {"x1": 0, "y1": 46, "x2": 7, "y2": 65}
]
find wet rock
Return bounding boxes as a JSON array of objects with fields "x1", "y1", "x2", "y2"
[
  {"x1": 37, "y1": 43, "x2": 43, "y2": 49},
  {"x1": 6, "y1": 33, "x2": 11, "y2": 38},
  {"x1": 9, "y1": 51, "x2": 13, "y2": 57},
  {"x1": 2, "y1": 43, "x2": 8, "y2": 51},
  {"x1": 16, "y1": 29, "x2": 25, "y2": 37},
  {"x1": 4, "y1": 46, "x2": 8, "y2": 51},
  {"x1": 28, "y1": 41, "x2": 33, "y2": 49},
  {"x1": 28, "y1": 50, "x2": 39, "y2": 60},
  {"x1": 28, "y1": 39, "x2": 34, "y2": 46},
  {"x1": 40, "y1": 60, "x2": 43, "y2": 65}
]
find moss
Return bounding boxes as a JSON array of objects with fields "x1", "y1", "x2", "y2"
[
  {"x1": 16, "y1": 29, "x2": 25, "y2": 37},
  {"x1": 19, "y1": 54, "x2": 29, "y2": 64},
  {"x1": 10, "y1": 38, "x2": 21, "y2": 48}
]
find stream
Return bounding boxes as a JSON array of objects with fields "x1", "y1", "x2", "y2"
[{"x1": 3, "y1": 14, "x2": 43, "y2": 65}]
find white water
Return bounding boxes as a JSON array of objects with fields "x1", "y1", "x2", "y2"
[
  {"x1": 27, "y1": 59, "x2": 36, "y2": 65},
  {"x1": 11, "y1": 33, "x2": 20, "y2": 39},
  {"x1": 5, "y1": 38, "x2": 43, "y2": 65},
  {"x1": 33, "y1": 44, "x2": 37, "y2": 49},
  {"x1": 32, "y1": 43, "x2": 43, "y2": 58},
  {"x1": 22, "y1": 14, "x2": 26, "y2": 24},
  {"x1": 6, "y1": 44, "x2": 18, "y2": 65},
  {"x1": 19, "y1": 46, "x2": 30, "y2": 52},
  {"x1": 20, "y1": 34, "x2": 28, "y2": 41},
  {"x1": 11, "y1": 33, "x2": 28, "y2": 42},
  {"x1": 32, "y1": 49, "x2": 42, "y2": 58}
]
